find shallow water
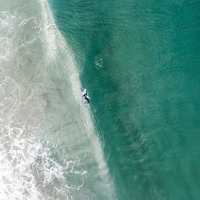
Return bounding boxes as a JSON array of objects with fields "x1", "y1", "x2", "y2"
[
  {"x1": 0, "y1": 0, "x2": 115, "y2": 199},
  {"x1": 1, "y1": 0, "x2": 200, "y2": 199}
]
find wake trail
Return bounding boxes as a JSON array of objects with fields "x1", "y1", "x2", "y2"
[{"x1": 39, "y1": 0, "x2": 117, "y2": 199}]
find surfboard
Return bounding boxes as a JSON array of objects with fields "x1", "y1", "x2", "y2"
[{"x1": 82, "y1": 89, "x2": 88, "y2": 96}]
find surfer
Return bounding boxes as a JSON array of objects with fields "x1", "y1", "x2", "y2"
[
  {"x1": 82, "y1": 89, "x2": 90, "y2": 103},
  {"x1": 83, "y1": 93, "x2": 90, "y2": 103}
]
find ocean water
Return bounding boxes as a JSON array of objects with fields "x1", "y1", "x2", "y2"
[{"x1": 0, "y1": 0, "x2": 200, "y2": 199}]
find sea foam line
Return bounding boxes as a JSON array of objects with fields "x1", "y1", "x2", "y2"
[
  {"x1": 0, "y1": 7, "x2": 86, "y2": 199},
  {"x1": 39, "y1": 0, "x2": 117, "y2": 199}
]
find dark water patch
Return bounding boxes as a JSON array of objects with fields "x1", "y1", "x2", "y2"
[{"x1": 49, "y1": 0, "x2": 200, "y2": 199}]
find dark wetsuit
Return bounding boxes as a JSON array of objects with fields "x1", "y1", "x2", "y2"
[{"x1": 83, "y1": 94, "x2": 90, "y2": 103}]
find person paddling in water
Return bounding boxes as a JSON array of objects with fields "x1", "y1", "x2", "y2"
[
  {"x1": 82, "y1": 89, "x2": 90, "y2": 103},
  {"x1": 83, "y1": 93, "x2": 90, "y2": 103}
]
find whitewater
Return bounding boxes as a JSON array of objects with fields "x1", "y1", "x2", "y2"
[{"x1": 0, "y1": 0, "x2": 116, "y2": 199}]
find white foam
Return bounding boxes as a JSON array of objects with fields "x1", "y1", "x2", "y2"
[
  {"x1": 0, "y1": 121, "x2": 87, "y2": 200},
  {"x1": 0, "y1": 6, "x2": 87, "y2": 199},
  {"x1": 0, "y1": 0, "x2": 117, "y2": 198}
]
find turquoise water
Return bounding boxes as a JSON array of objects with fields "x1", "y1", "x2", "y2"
[{"x1": 0, "y1": 0, "x2": 200, "y2": 199}]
